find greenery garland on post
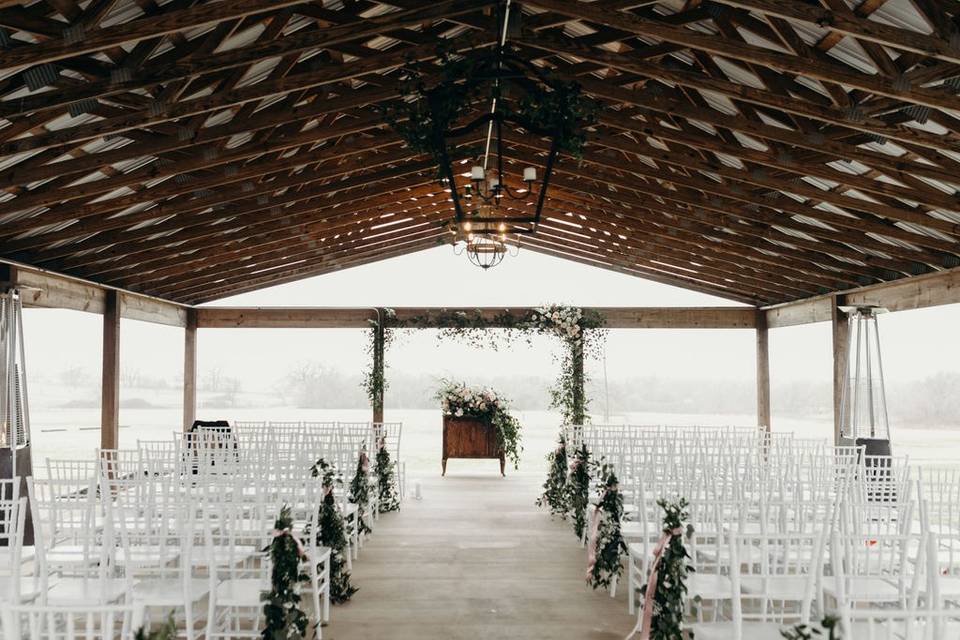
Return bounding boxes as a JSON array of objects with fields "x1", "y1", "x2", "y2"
[
  {"x1": 587, "y1": 464, "x2": 627, "y2": 590},
  {"x1": 536, "y1": 433, "x2": 569, "y2": 518},
  {"x1": 310, "y1": 458, "x2": 358, "y2": 604},
  {"x1": 349, "y1": 445, "x2": 373, "y2": 536},
  {"x1": 361, "y1": 309, "x2": 396, "y2": 421},
  {"x1": 567, "y1": 442, "x2": 592, "y2": 540},
  {"x1": 261, "y1": 505, "x2": 309, "y2": 640},
  {"x1": 375, "y1": 436, "x2": 401, "y2": 513},
  {"x1": 134, "y1": 614, "x2": 177, "y2": 640},
  {"x1": 634, "y1": 499, "x2": 695, "y2": 640}
]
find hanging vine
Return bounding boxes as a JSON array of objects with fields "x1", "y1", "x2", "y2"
[
  {"x1": 361, "y1": 308, "x2": 396, "y2": 414},
  {"x1": 586, "y1": 464, "x2": 627, "y2": 590},
  {"x1": 567, "y1": 442, "x2": 593, "y2": 540},
  {"x1": 309, "y1": 458, "x2": 358, "y2": 604},
  {"x1": 375, "y1": 436, "x2": 401, "y2": 513},
  {"x1": 260, "y1": 505, "x2": 309, "y2": 640},
  {"x1": 361, "y1": 305, "x2": 606, "y2": 426},
  {"x1": 536, "y1": 433, "x2": 569, "y2": 518}
]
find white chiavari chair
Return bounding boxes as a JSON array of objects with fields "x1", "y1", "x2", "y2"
[{"x1": 0, "y1": 603, "x2": 143, "y2": 640}]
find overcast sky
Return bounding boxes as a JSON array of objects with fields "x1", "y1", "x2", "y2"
[{"x1": 20, "y1": 246, "x2": 960, "y2": 392}]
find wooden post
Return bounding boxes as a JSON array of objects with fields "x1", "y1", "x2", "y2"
[
  {"x1": 831, "y1": 295, "x2": 849, "y2": 445},
  {"x1": 571, "y1": 338, "x2": 586, "y2": 424},
  {"x1": 372, "y1": 311, "x2": 385, "y2": 424},
  {"x1": 183, "y1": 308, "x2": 198, "y2": 431},
  {"x1": 101, "y1": 290, "x2": 120, "y2": 450},
  {"x1": 756, "y1": 309, "x2": 771, "y2": 432}
]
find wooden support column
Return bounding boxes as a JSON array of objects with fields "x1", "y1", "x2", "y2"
[
  {"x1": 101, "y1": 290, "x2": 120, "y2": 450},
  {"x1": 831, "y1": 295, "x2": 849, "y2": 445},
  {"x1": 756, "y1": 309, "x2": 771, "y2": 432},
  {"x1": 372, "y1": 312, "x2": 385, "y2": 424},
  {"x1": 571, "y1": 339, "x2": 586, "y2": 424},
  {"x1": 183, "y1": 308, "x2": 198, "y2": 431}
]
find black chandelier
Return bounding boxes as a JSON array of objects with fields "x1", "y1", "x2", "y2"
[{"x1": 384, "y1": 0, "x2": 595, "y2": 269}]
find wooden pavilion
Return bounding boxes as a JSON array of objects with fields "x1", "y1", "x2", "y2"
[{"x1": 2, "y1": 0, "x2": 960, "y2": 449}]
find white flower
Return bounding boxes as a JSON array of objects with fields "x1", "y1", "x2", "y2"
[{"x1": 455, "y1": 409, "x2": 463, "y2": 417}]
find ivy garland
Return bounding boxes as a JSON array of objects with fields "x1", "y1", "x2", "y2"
[
  {"x1": 360, "y1": 305, "x2": 606, "y2": 429},
  {"x1": 536, "y1": 433, "x2": 569, "y2": 518},
  {"x1": 260, "y1": 505, "x2": 309, "y2": 640},
  {"x1": 361, "y1": 309, "x2": 396, "y2": 410},
  {"x1": 781, "y1": 616, "x2": 841, "y2": 640},
  {"x1": 310, "y1": 458, "x2": 358, "y2": 604},
  {"x1": 349, "y1": 445, "x2": 373, "y2": 536},
  {"x1": 375, "y1": 437, "x2": 401, "y2": 513},
  {"x1": 638, "y1": 499, "x2": 695, "y2": 640},
  {"x1": 587, "y1": 464, "x2": 627, "y2": 590},
  {"x1": 134, "y1": 614, "x2": 176, "y2": 640},
  {"x1": 567, "y1": 442, "x2": 592, "y2": 540}
]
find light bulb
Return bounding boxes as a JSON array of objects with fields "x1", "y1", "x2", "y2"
[
  {"x1": 471, "y1": 166, "x2": 485, "y2": 180},
  {"x1": 464, "y1": 222, "x2": 472, "y2": 232},
  {"x1": 523, "y1": 167, "x2": 536, "y2": 182}
]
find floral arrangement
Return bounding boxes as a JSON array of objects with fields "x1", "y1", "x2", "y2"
[
  {"x1": 635, "y1": 499, "x2": 695, "y2": 640},
  {"x1": 435, "y1": 379, "x2": 523, "y2": 469},
  {"x1": 587, "y1": 465, "x2": 627, "y2": 590},
  {"x1": 261, "y1": 505, "x2": 309, "y2": 640},
  {"x1": 536, "y1": 433, "x2": 569, "y2": 518},
  {"x1": 310, "y1": 458, "x2": 357, "y2": 604},
  {"x1": 349, "y1": 446, "x2": 373, "y2": 536},
  {"x1": 375, "y1": 437, "x2": 401, "y2": 513},
  {"x1": 567, "y1": 442, "x2": 592, "y2": 540}
]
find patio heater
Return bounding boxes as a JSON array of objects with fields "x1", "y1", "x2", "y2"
[
  {"x1": 838, "y1": 304, "x2": 892, "y2": 457},
  {"x1": 1, "y1": 287, "x2": 34, "y2": 543}
]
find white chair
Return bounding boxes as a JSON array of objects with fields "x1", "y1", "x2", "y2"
[
  {"x1": 0, "y1": 603, "x2": 143, "y2": 640},
  {"x1": 0, "y1": 496, "x2": 37, "y2": 606}
]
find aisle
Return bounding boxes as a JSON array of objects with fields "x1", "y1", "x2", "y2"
[{"x1": 324, "y1": 471, "x2": 635, "y2": 639}]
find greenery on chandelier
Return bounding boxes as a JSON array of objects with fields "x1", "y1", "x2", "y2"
[
  {"x1": 310, "y1": 458, "x2": 358, "y2": 604},
  {"x1": 380, "y1": 45, "x2": 598, "y2": 170},
  {"x1": 536, "y1": 433, "x2": 569, "y2": 518},
  {"x1": 261, "y1": 505, "x2": 310, "y2": 640},
  {"x1": 639, "y1": 499, "x2": 695, "y2": 640},
  {"x1": 359, "y1": 305, "x2": 605, "y2": 429},
  {"x1": 567, "y1": 442, "x2": 592, "y2": 540},
  {"x1": 349, "y1": 445, "x2": 373, "y2": 536},
  {"x1": 436, "y1": 379, "x2": 523, "y2": 469},
  {"x1": 587, "y1": 465, "x2": 627, "y2": 590},
  {"x1": 375, "y1": 437, "x2": 401, "y2": 513}
]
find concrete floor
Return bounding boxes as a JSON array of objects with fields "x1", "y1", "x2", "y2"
[{"x1": 323, "y1": 469, "x2": 636, "y2": 640}]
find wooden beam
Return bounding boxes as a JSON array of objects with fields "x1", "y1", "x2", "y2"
[
  {"x1": 764, "y1": 265, "x2": 960, "y2": 327},
  {"x1": 831, "y1": 295, "x2": 849, "y2": 445},
  {"x1": 756, "y1": 309, "x2": 771, "y2": 431},
  {"x1": 195, "y1": 306, "x2": 757, "y2": 329},
  {"x1": 0, "y1": 0, "x2": 308, "y2": 71},
  {"x1": 183, "y1": 308, "x2": 197, "y2": 432},
  {"x1": 0, "y1": 261, "x2": 187, "y2": 325},
  {"x1": 101, "y1": 289, "x2": 120, "y2": 450}
]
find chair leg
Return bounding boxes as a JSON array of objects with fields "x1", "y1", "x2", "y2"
[{"x1": 610, "y1": 573, "x2": 618, "y2": 598}]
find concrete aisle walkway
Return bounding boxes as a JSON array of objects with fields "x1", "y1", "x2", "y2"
[{"x1": 323, "y1": 471, "x2": 635, "y2": 639}]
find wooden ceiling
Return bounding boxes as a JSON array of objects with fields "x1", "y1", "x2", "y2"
[{"x1": 1, "y1": 0, "x2": 960, "y2": 307}]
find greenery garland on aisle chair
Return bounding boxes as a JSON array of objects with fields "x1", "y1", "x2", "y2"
[
  {"x1": 375, "y1": 436, "x2": 401, "y2": 513},
  {"x1": 536, "y1": 432, "x2": 569, "y2": 518},
  {"x1": 310, "y1": 458, "x2": 358, "y2": 604},
  {"x1": 349, "y1": 444, "x2": 373, "y2": 536},
  {"x1": 568, "y1": 442, "x2": 592, "y2": 541},
  {"x1": 261, "y1": 505, "x2": 310, "y2": 640},
  {"x1": 629, "y1": 498, "x2": 694, "y2": 640},
  {"x1": 586, "y1": 464, "x2": 627, "y2": 592}
]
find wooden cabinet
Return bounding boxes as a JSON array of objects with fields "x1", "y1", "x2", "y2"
[{"x1": 442, "y1": 416, "x2": 504, "y2": 476}]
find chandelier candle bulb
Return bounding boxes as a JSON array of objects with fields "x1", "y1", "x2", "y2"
[
  {"x1": 471, "y1": 166, "x2": 485, "y2": 180},
  {"x1": 523, "y1": 167, "x2": 536, "y2": 182}
]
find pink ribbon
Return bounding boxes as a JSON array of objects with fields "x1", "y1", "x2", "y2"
[
  {"x1": 585, "y1": 502, "x2": 604, "y2": 580},
  {"x1": 359, "y1": 451, "x2": 370, "y2": 475},
  {"x1": 627, "y1": 527, "x2": 685, "y2": 640},
  {"x1": 271, "y1": 527, "x2": 306, "y2": 559}
]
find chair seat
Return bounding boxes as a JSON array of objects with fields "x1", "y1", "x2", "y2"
[
  {"x1": 116, "y1": 546, "x2": 181, "y2": 566},
  {"x1": 215, "y1": 578, "x2": 266, "y2": 608},
  {"x1": 621, "y1": 522, "x2": 657, "y2": 540},
  {"x1": 687, "y1": 621, "x2": 788, "y2": 640},
  {"x1": 46, "y1": 577, "x2": 128, "y2": 605},
  {"x1": 627, "y1": 542, "x2": 654, "y2": 560},
  {"x1": 133, "y1": 578, "x2": 210, "y2": 606},
  {"x1": 688, "y1": 573, "x2": 734, "y2": 600},
  {"x1": 191, "y1": 546, "x2": 258, "y2": 566},
  {"x1": 740, "y1": 576, "x2": 809, "y2": 600},
  {"x1": 0, "y1": 577, "x2": 44, "y2": 603},
  {"x1": 0, "y1": 546, "x2": 35, "y2": 563},
  {"x1": 823, "y1": 577, "x2": 902, "y2": 602}
]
